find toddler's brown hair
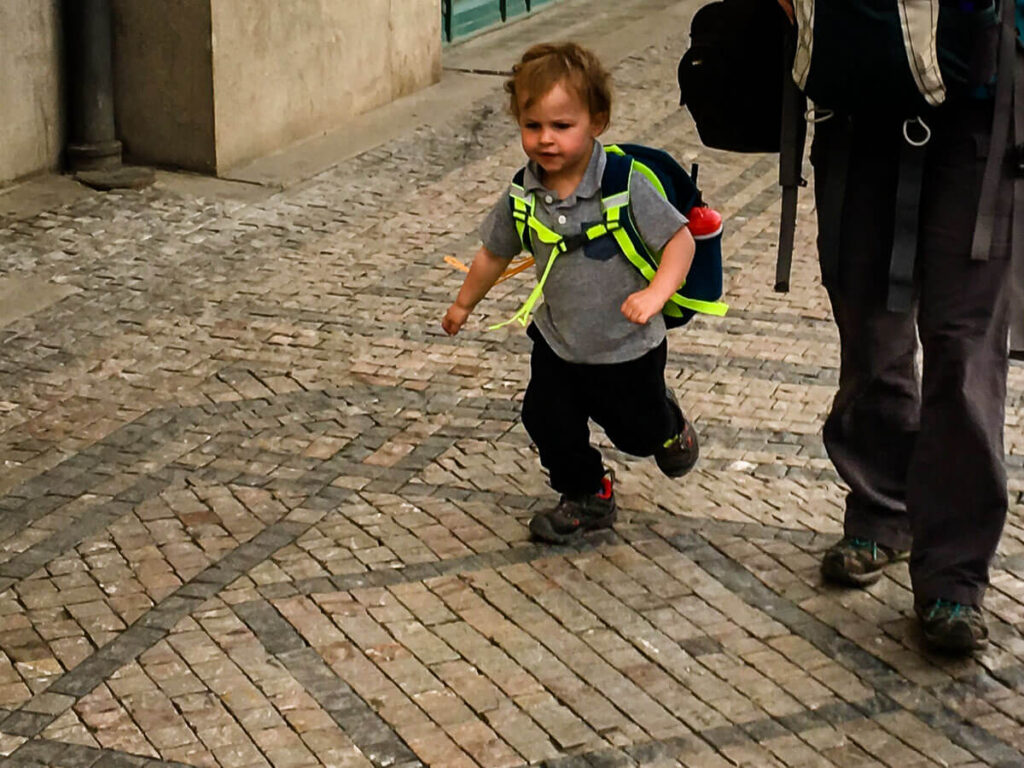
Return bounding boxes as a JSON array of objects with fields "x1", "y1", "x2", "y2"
[{"x1": 505, "y1": 42, "x2": 612, "y2": 123}]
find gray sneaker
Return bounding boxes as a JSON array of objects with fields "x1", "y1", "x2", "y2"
[
  {"x1": 529, "y1": 472, "x2": 616, "y2": 544},
  {"x1": 655, "y1": 418, "x2": 700, "y2": 477},
  {"x1": 916, "y1": 600, "x2": 989, "y2": 655},
  {"x1": 656, "y1": 389, "x2": 699, "y2": 478}
]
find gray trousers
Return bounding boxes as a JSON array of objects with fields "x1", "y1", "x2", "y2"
[{"x1": 811, "y1": 97, "x2": 1011, "y2": 606}]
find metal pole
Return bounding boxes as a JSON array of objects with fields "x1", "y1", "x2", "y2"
[
  {"x1": 442, "y1": 0, "x2": 452, "y2": 42},
  {"x1": 64, "y1": 0, "x2": 121, "y2": 171},
  {"x1": 61, "y1": 0, "x2": 153, "y2": 188}
]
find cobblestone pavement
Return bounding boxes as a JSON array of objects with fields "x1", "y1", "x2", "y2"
[{"x1": 2, "y1": 1, "x2": 1024, "y2": 766}]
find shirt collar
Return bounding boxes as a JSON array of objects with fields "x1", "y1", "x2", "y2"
[{"x1": 522, "y1": 139, "x2": 606, "y2": 201}]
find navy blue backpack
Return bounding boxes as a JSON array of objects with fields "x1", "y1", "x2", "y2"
[{"x1": 496, "y1": 143, "x2": 727, "y2": 329}]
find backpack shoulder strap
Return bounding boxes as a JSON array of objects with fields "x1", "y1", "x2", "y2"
[
  {"x1": 494, "y1": 168, "x2": 570, "y2": 330},
  {"x1": 598, "y1": 146, "x2": 659, "y2": 280},
  {"x1": 507, "y1": 166, "x2": 565, "y2": 250},
  {"x1": 600, "y1": 145, "x2": 663, "y2": 260},
  {"x1": 586, "y1": 147, "x2": 634, "y2": 244},
  {"x1": 601, "y1": 144, "x2": 728, "y2": 321},
  {"x1": 972, "y1": 0, "x2": 1017, "y2": 262},
  {"x1": 508, "y1": 167, "x2": 535, "y2": 253},
  {"x1": 776, "y1": 26, "x2": 807, "y2": 293},
  {"x1": 601, "y1": 145, "x2": 634, "y2": 199}
]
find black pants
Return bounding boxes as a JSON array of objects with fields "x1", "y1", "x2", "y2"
[
  {"x1": 811, "y1": 98, "x2": 1011, "y2": 606},
  {"x1": 522, "y1": 324, "x2": 682, "y2": 497}
]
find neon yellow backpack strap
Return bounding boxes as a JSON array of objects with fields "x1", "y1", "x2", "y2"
[
  {"x1": 489, "y1": 241, "x2": 565, "y2": 329},
  {"x1": 494, "y1": 184, "x2": 567, "y2": 329},
  {"x1": 509, "y1": 183, "x2": 531, "y2": 251},
  {"x1": 607, "y1": 144, "x2": 667, "y2": 197}
]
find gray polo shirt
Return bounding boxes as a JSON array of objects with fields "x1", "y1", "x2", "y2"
[{"x1": 480, "y1": 140, "x2": 688, "y2": 364}]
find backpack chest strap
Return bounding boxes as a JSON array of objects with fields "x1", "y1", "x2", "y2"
[
  {"x1": 510, "y1": 183, "x2": 627, "y2": 249},
  {"x1": 496, "y1": 181, "x2": 630, "y2": 329}
]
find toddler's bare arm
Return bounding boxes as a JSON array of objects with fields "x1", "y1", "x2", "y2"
[
  {"x1": 620, "y1": 226, "x2": 696, "y2": 325},
  {"x1": 442, "y1": 246, "x2": 510, "y2": 335}
]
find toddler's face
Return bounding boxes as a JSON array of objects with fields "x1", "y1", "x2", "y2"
[{"x1": 517, "y1": 81, "x2": 606, "y2": 186}]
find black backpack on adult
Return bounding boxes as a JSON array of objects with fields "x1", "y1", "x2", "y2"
[
  {"x1": 677, "y1": 0, "x2": 792, "y2": 153},
  {"x1": 791, "y1": 0, "x2": 1015, "y2": 312},
  {"x1": 677, "y1": 0, "x2": 807, "y2": 289},
  {"x1": 677, "y1": 0, "x2": 1021, "y2": 325}
]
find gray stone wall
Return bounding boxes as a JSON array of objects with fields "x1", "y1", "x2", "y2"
[
  {"x1": 0, "y1": 1, "x2": 63, "y2": 185},
  {"x1": 210, "y1": 0, "x2": 441, "y2": 171},
  {"x1": 111, "y1": 0, "x2": 218, "y2": 173},
  {"x1": 114, "y1": 0, "x2": 442, "y2": 173}
]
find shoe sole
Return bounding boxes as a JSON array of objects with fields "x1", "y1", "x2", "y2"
[
  {"x1": 821, "y1": 559, "x2": 884, "y2": 586},
  {"x1": 528, "y1": 511, "x2": 616, "y2": 545},
  {"x1": 657, "y1": 453, "x2": 699, "y2": 479},
  {"x1": 920, "y1": 630, "x2": 989, "y2": 655}
]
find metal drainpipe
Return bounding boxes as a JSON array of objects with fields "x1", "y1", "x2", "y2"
[
  {"x1": 442, "y1": 0, "x2": 452, "y2": 42},
  {"x1": 62, "y1": 0, "x2": 153, "y2": 189}
]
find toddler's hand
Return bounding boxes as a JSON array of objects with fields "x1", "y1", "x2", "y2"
[
  {"x1": 442, "y1": 303, "x2": 471, "y2": 335},
  {"x1": 621, "y1": 288, "x2": 664, "y2": 325}
]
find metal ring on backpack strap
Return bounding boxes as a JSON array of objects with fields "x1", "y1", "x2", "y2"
[{"x1": 902, "y1": 117, "x2": 931, "y2": 147}]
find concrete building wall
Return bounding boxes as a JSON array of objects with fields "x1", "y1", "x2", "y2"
[
  {"x1": 111, "y1": 0, "x2": 217, "y2": 173},
  {"x1": 210, "y1": 0, "x2": 442, "y2": 171},
  {"x1": 0, "y1": 1, "x2": 63, "y2": 185},
  {"x1": 2, "y1": 0, "x2": 441, "y2": 180},
  {"x1": 390, "y1": 0, "x2": 445, "y2": 101}
]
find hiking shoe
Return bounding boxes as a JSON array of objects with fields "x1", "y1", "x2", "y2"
[
  {"x1": 916, "y1": 599, "x2": 989, "y2": 655},
  {"x1": 820, "y1": 536, "x2": 909, "y2": 587},
  {"x1": 529, "y1": 471, "x2": 616, "y2": 544},
  {"x1": 655, "y1": 390, "x2": 699, "y2": 478}
]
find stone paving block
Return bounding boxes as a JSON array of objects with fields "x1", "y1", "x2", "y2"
[
  {"x1": 2, "y1": 0, "x2": 1024, "y2": 765},
  {"x1": 1, "y1": 710, "x2": 57, "y2": 738},
  {"x1": 92, "y1": 752, "x2": 153, "y2": 768}
]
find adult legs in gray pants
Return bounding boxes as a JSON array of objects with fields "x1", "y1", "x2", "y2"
[{"x1": 811, "y1": 97, "x2": 1011, "y2": 650}]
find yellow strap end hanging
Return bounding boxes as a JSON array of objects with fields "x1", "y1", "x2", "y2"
[
  {"x1": 489, "y1": 245, "x2": 560, "y2": 330},
  {"x1": 495, "y1": 256, "x2": 535, "y2": 283},
  {"x1": 443, "y1": 255, "x2": 534, "y2": 284},
  {"x1": 443, "y1": 255, "x2": 469, "y2": 272}
]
